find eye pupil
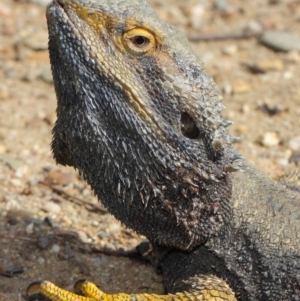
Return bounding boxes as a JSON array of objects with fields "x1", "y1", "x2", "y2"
[{"x1": 133, "y1": 36, "x2": 149, "y2": 46}]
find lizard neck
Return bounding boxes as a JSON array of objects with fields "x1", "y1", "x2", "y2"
[{"x1": 231, "y1": 158, "x2": 300, "y2": 252}]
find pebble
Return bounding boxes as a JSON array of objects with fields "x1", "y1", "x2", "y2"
[
  {"x1": 50, "y1": 244, "x2": 60, "y2": 253},
  {"x1": 222, "y1": 44, "x2": 238, "y2": 55},
  {"x1": 256, "y1": 59, "x2": 284, "y2": 72},
  {"x1": 245, "y1": 21, "x2": 263, "y2": 34},
  {"x1": 108, "y1": 222, "x2": 122, "y2": 234},
  {"x1": 260, "y1": 31, "x2": 300, "y2": 52},
  {"x1": 222, "y1": 83, "x2": 233, "y2": 95},
  {"x1": 233, "y1": 80, "x2": 252, "y2": 94},
  {"x1": 82, "y1": 188, "x2": 91, "y2": 196},
  {"x1": 285, "y1": 50, "x2": 300, "y2": 63},
  {"x1": 236, "y1": 125, "x2": 249, "y2": 135},
  {"x1": 92, "y1": 220, "x2": 99, "y2": 227},
  {"x1": 277, "y1": 158, "x2": 289, "y2": 166},
  {"x1": 241, "y1": 104, "x2": 250, "y2": 114},
  {"x1": 77, "y1": 230, "x2": 91, "y2": 243},
  {"x1": 25, "y1": 223, "x2": 34, "y2": 235},
  {"x1": 43, "y1": 201, "x2": 61, "y2": 214},
  {"x1": 40, "y1": 67, "x2": 53, "y2": 84},
  {"x1": 37, "y1": 257, "x2": 45, "y2": 265},
  {"x1": 0, "y1": 144, "x2": 6, "y2": 154},
  {"x1": 27, "y1": 217, "x2": 44, "y2": 226},
  {"x1": 214, "y1": 0, "x2": 237, "y2": 17},
  {"x1": 185, "y1": 4, "x2": 205, "y2": 29},
  {"x1": 288, "y1": 136, "x2": 300, "y2": 151},
  {"x1": 37, "y1": 236, "x2": 50, "y2": 250},
  {"x1": 97, "y1": 231, "x2": 110, "y2": 239},
  {"x1": 259, "y1": 132, "x2": 280, "y2": 147},
  {"x1": 290, "y1": 152, "x2": 300, "y2": 164},
  {"x1": 45, "y1": 170, "x2": 75, "y2": 186},
  {"x1": 283, "y1": 71, "x2": 293, "y2": 79},
  {"x1": 10, "y1": 178, "x2": 22, "y2": 187}
]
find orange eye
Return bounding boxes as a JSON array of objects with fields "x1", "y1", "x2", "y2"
[{"x1": 122, "y1": 28, "x2": 156, "y2": 56}]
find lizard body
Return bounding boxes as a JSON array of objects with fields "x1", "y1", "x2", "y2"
[{"x1": 27, "y1": 0, "x2": 300, "y2": 300}]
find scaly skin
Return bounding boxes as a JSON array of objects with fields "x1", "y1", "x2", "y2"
[
  {"x1": 27, "y1": 0, "x2": 300, "y2": 300},
  {"x1": 27, "y1": 277, "x2": 236, "y2": 301}
]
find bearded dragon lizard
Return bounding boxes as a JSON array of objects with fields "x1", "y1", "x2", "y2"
[{"x1": 27, "y1": 0, "x2": 300, "y2": 300}]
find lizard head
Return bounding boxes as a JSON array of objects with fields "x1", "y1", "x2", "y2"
[{"x1": 47, "y1": 0, "x2": 238, "y2": 250}]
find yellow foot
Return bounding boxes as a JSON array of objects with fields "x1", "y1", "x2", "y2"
[
  {"x1": 26, "y1": 278, "x2": 237, "y2": 301},
  {"x1": 26, "y1": 280, "x2": 103, "y2": 301}
]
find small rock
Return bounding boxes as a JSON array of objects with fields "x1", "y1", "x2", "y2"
[
  {"x1": 277, "y1": 158, "x2": 289, "y2": 166},
  {"x1": 10, "y1": 178, "x2": 22, "y2": 187},
  {"x1": 214, "y1": 0, "x2": 237, "y2": 17},
  {"x1": 0, "y1": 145, "x2": 7, "y2": 154},
  {"x1": 185, "y1": 4, "x2": 205, "y2": 29},
  {"x1": 222, "y1": 83, "x2": 233, "y2": 95},
  {"x1": 233, "y1": 80, "x2": 251, "y2": 94},
  {"x1": 241, "y1": 104, "x2": 250, "y2": 114},
  {"x1": 259, "y1": 103, "x2": 286, "y2": 116},
  {"x1": 286, "y1": 50, "x2": 300, "y2": 63},
  {"x1": 40, "y1": 67, "x2": 53, "y2": 84},
  {"x1": 259, "y1": 132, "x2": 280, "y2": 147},
  {"x1": 27, "y1": 217, "x2": 44, "y2": 226},
  {"x1": 26, "y1": 223, "x2": 34, "y2": 235},
  {"x1": 6, "y1": 209, "x2": 32, "y2": 223},
  {"x1": 37, "y1": 236, "x2": 50, "y2": 250},
  {"x1": 50, "y1": 244, "x2": 60, "y2": 253},
  {"x1": 260, "y1": 31, "x2": 300, "y2": 52},
  {"x1": 97, "y1": 231, "x2": 110, "y2": 239},
  {"x1": 92, "y1": 221, "x2": 99, "y2": 227},
  {"x1": 288, "y1": 137, "x2": 300, "y2": 151},
  {"x1": 37, "y1": 257, "x2": 45, "y2": 265},
  {"x1": 82, "y1": 188, "x2": 91, "y2": 196},
  {"x1": 108, "y1": 222, "x2": 122, "y2": 234},
  {"x1": 245, "y1": 21, "x2": 263, "y2": 34},
  {"x1": 77, "y1": 230, "x2": 91, "y2": 243},
  {"x1": 236, "y1": 125, "x2": 248, "y2": 135},
  {"x1": 43, "y1": 201, "x2": 61, "y2": 214},
  {"x1": 222, "y1": 44, "x2": 238, "y2": 55},
  {"x1": 45, "y1": 170, "x2": 75, "y2": 186},
  {"x1": 4, "y1": 265, "x2": 25, "y2": 276},
  {"x1": 290, "y1": 152, "x2": 300, "y2": 164},
  {"x1": 256, "y1": 59, "x2": 284, "y2": 72}
]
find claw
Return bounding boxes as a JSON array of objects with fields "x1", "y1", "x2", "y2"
[{"x1": 26, "y1": 280, "x2": 99, "y2": 301}]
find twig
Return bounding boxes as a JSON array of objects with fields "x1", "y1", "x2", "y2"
[
  {"x1": 188, "y1": 31, "x2": 262, "y2": 42},
  {"x1": 39, "y1": 181, "x2": 108, "y2": 213},
  {"x1": 0, "y1": 234, "x2": 36, "y2": 241},
  {"x1": 89, "y1": 247, "x2": 154, "y2": 264}
]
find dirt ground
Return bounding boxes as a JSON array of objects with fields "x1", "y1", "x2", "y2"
[{"x1": 0, "y1": 0, "x2": 299, "y2": 300}]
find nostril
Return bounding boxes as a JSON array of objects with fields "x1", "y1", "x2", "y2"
[{"x1": 180, "y1": 112, "x2": 199, "y2": 139}]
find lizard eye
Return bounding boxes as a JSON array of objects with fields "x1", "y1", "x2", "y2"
[
  {"x1": 131, "y1": 36, "x2": 149, "y2": 47},
  {"x1": 122, "y1": 28, "x2": 156, "y2": 56},
  {"x1": 181, "y1": 113, "x2": 199, "y2": 139}
]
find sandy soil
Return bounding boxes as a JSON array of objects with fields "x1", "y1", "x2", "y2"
[{"x1": 0, "y1": 0, "x2": 299, "y2": 300}]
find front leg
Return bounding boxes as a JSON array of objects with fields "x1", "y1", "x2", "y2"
[{"x1": 27, "y1": 277, "x2": 236, "y2": 301}]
